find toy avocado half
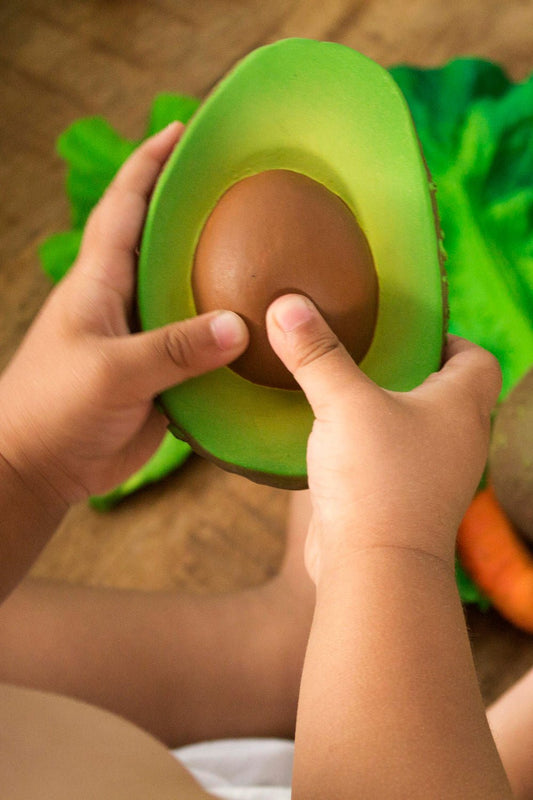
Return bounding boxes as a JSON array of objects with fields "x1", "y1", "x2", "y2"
[{"x1": 137, "y1": 38, "x2": 447, "y2": 489}]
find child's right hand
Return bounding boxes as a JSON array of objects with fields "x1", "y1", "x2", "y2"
[{"x1": 266, "y1": 293, "x2": 502, "y2": 582}]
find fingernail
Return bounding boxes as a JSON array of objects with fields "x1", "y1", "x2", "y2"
[
  {"x1": 210, "y1": 311, "x2": 247, "y2": 350},
  {"x1": 162, "y1": 120, "x2": 183, "y2": 134},
  {"x1": 273, "y1": 294, "x2": 315, "y2": 332},
  {"x1": 153, "y1": 121, "x2": 184, "y2": 142}
]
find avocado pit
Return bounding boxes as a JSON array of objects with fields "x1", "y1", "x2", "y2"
[{"x1": 192, "y1": 169, "x2": 379, "y2": 389}]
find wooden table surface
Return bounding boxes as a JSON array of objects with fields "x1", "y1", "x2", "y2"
[{"x1": 1, "y1": 0, "x2": 533, "y2": 707}]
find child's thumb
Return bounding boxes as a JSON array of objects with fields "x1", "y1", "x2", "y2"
[
  {"x1": 266, "y1": 294, "x2": 374, "y2": 418},
  {"x1": 108, "y1": 310, "x2": 249, "y2": 401}
]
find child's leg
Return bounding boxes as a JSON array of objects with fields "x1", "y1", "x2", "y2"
[
  {"x1": 0, "y1": 683, "x2": 216, "y2": 800},
  {"x1": 487, "y1": 664, "x2": 533, "y2": 800},
  {"x1": 0, "y1": 491, "x2": 314, "y2": 748}
]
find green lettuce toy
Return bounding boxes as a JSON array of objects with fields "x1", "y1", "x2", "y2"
[
  {"x1": 390, "y1": 58, "x2": 533, "y2": 400},
  {"x1": 40, "y1": 58, "x2": 533, "y2": 516}
]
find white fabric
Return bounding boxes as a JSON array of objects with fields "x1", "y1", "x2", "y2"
[{"x1": 172, "y1": 738, "x2": 294, "y2": 800}]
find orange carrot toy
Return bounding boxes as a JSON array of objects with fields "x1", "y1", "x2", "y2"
[{"x1": 457, "y1": 484, "x2": 533, "y2": 633}]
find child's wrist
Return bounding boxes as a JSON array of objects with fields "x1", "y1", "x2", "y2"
[
  {"x1": 0, "y1": 424, "x2": 68, "y2": 600},
  {"x1": 310, "y1": 520, "x2": 456, "y2": 590},
  {"x1": 313, "y1": 537, "x2": 457, "y2": 601},
  {"x1": 0, "y1": 417, "x2": 71, "y2": 519}
]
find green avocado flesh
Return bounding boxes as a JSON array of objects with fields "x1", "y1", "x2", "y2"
[{"x1": 138, "y1": 38, "x2": 446, "y2": 488}]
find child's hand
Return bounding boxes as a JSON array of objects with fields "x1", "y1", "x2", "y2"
[
  {"x1": 269, "y1": 295, "x2": 512, "y2": 800},
  {"x1": 0, "y1": 123, "x2": 249, "y2": 506},
  {"x1": 267, "y1": 293, "x2": 502, "y2": 581}
]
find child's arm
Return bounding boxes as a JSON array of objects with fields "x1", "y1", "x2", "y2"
[
  {"x1": 266, "y1": 295, "x2": 512, "y2": 800},
  {"x1": 0, "y1": 123, "x2": 248, "y2": 601}
]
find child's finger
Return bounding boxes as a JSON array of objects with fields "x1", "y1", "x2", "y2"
[
  {"x1": 266, "y1": 293, "x2": 380, "y2": 419},
  {"x1": 77, "y1": 122, "x2": 184, "y2": 298},
  {"x1": 105, "y1": 310, "x2": 249, "y2": 402},
  {"x1": 111, "y1": 121, "x2": 185, "y2": 201},
  {"x1": 425, "y1": 335, "x2": 502, "y2": 422}
]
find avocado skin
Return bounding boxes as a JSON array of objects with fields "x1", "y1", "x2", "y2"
[{"x1": 167, "y1": 423, "x2": 309, "y2": 490}]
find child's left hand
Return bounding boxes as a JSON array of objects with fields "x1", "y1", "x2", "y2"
[{"x1": 0, "y1": 123, "x2": 249, "y2": 505}]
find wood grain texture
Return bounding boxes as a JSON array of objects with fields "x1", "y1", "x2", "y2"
[{"x1": 1, "y1": 0, "x2": 532, "y2": 706}]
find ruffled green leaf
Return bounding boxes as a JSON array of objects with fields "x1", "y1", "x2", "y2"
[
  {"x1": 90, "y1": 431, "x2": 191, "y2": 511},
  {"x1": 57, "y1": 117, "x2": 137, "y2": 228},
  {"x1": 144, "y1": 92, "x2": 201, "y2": 136},
  {"x1": 393, "y1": 58, "x2": 533, "y2": 400},
  {"x1": 38, "y1": 230, "x2": 83, "y2": 283},
  {"x1": 455, "y1": 559, "x2": 491, "y2": 610},
  {"x1": 391, "y1": 58, "x2": 511, "y2": 170}
]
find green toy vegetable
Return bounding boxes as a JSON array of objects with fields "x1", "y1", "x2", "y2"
[
  {"x1": 391, "y1": 58, "x2": 533, "y2": 399},
  {"x1": 138, "y1": 39, "x2": 446, "y2": 488}
]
